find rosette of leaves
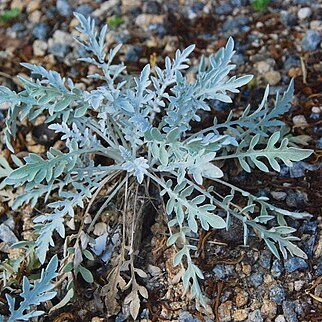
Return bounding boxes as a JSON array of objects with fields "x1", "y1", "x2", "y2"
[{"x1": 0, "y1": 13, "x2": 313, "y2": 318}]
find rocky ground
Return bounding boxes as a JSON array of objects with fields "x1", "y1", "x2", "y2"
[{"x1": 0, "y1": 0, "x2": 322, "y2": 321}]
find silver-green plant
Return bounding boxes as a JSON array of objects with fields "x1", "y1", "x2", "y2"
[{"x1": 0, "y1": 13, "x2": 313, "y2": 316}]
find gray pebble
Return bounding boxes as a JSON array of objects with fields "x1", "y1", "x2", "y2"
[
  {"x1": 259, "y1": 250, "x2": 272, "y2": 269},
  {"x1": 270, "y1": 284, "x2": 285, "y2": 305},
  {"x1": 222, "y1": 16, "x2": 250, "y2": 33},
  {"x1": 213, "y1": 264, "x2": 234, "y2": 279},
  {"x1": 284, "y1": 257, "x2": 308, "y2": 273},
  {"x1": 143, "y1": 1, "x2": 162, "y2": 14},
  {"x1": 74, "y1": 4, "x2": 93, "y2": 16},
  {"x1": 125, "y1": 45, "x2": 142, "y2": 62},
  {"x1": 286, "y1": 190, "x2": 307, "y2": 207},
  {"x1": 271, "y1": 259, "x2": 284, "y2": 277},
  {"x1": 315, "y1": 259, "x2": 322, "y2": 276},
  {"x1": 215, "y1": 4, "x2": 233, "y2": 15},
  {"x1": 49, "y1": 43, "x2": 71, "y2": 58},
  {"x1": 32, "y1": 23, "x2": 50, "y2": 40},
  {"x1": 282, "y1": 301, "x2": 298, "y2": 322},
  {"x1": 249, "y1": 271, "x2": 263, "y2": 287},
  {"x1": 302, "y1": 30, "x2": 321, "y2": 51},
  {"x1": 56, "y1": 0, "x2": 72, "y2": 17},
  {"x1": 178, "y1": 311, "x2": 201, "y2": 322},
  {"x1": 248, "y1": 309, "x2": 263, "y2": 322},
  {"x1": 284, "y1": 56, "x2": 300, "y2": 70}
]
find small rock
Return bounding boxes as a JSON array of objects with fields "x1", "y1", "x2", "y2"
[
  {"x1": 284, "y1": 258, "x2": 308, "y2": 273},
  {"x1": 259, "y1": 250, "x2": 272, "y2": 269},
  {"x1": 222, "y1": 16, "x2": 250, "y2": 33},
  {"x1": 261, "y1": 299, "x2": 277, "y2": 319},
  {"x1": 280, "y1": 12, "x2": 297, "y2": 27},
  {"x1": 292, "y1": 115, "x2": 308, "y2": 128},
  {"x1": 270, "y1": 284, "x2": 285, "y2": 305},
  {"x1": 56, "y1": 0, "x2": 72, "y2": 17},
  {"x1": 0, "y1": 223, "x2": 18, "y2": 244},
  {"x1": 135, "y1": 14, "x2": 165, "y2": 29},
  {"x1": 315, "y1": 260, "x2": 322, "y2": 276},
  {"x1": 300, "y1": 221, "x2": 318, "y2": 235},
  {"x1": 32, "y1": 22, "x2": 50, "y2": 40},
  {"x1": 271, "y1": 259, "x2": 284, "y2": 278},
  {"x1": 29, "y1": 10, "x2": 41, "y2": 23},
  {"x1": 11, "y1": 23, "x2": 26, "y2": 32},
  {"x1": 218, "y1": 301, "x2": 232, "y2": 322},
  {"x1": 249, "y1": 272, "x2": 263, "y2": 287},
  {"x1": 48, "y1": 43, "x2": 71, "y2": 58},
  {"x1": 275, "y1": 315, "x2": 286, "y2": 322},
  {"x1": 232, "y1": 53, "x2": 245, "y2": 65},
  {"x1": 215, "y1": 4, "x2": 233, "y2": 15},
  {"x1": 271, "y1": 191, "x2": 287, "y2": 201},
  {"x1": 284, "y1": 56, "x2": 300, "y2": 70},
  {"x1": 294, "y1": 280, "x2": 305, "y2": 291},
  {"x1": 32, "y1": 40, "x2": 48, "y2": 56},
  {"x1": 256, "y1": 61, "x2": 272, "y2": 74},
  {"x1": 74, "y1": 4, "x2": 93, "y2": 16},
  {"x1": 143, "y1": 1, "x2": 162, "y2": 14},
  {"x1": 178, "y1": 311, "x2": 200, "y2": 322},
  {"x1": 213, "y1": 264, "x2": 234, "y2": 280},
  {"x1": 234, "y1": 309, "x2": 248, "y2": 321},
  {"x1": 26, "y1": 0, "x2": 41, "y2": 13},
  {"x1": 282, "y1": 301, "x2": 298, "y2": 322},
  {"x1": 302, "y1": 30, "x2": 321, "y2": 51},
  {"x1": 125, "y1": 45, "x2": 142, "y2": 62},
  {"x1": 265, "y1": 70, "x2": 281, "y2": 85},
  {"x1": 236, "y1": 290, "x2": 248, "y2": 307},
  {"x1": 242, "y1": 263, "x2": 252, "y2": 276},
  {"x1": 248, "y1": 310, "x2": 263, "y2": 322},
  {"x1": 297, "y1": 7, "x2": 312, "y2": 20},
  {"x1": 286, "y1": 190, "x2": 307, "y2": 207}
]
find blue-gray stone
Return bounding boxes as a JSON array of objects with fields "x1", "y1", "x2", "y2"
[
  {"x1": 215, "y1": 4, "x2": 233, "y2": 15},
  {"x1": 317, "y1": 138, "x2": 322, "y2": 149},
  {"x1": 213, "y1": 264, "x2": 234, "y2": 280},
  {"x1": 282, "y1": 301, "x2": 298, "y2": 322},
  {"x1": 231, "y1": 53, "x2": 245, "y2": 65},
  {"x1": 191, "y1": 2, "x2": 205, "y2": 13},
  {"x1": 32, "y1": 23, "x2": 50, "y2": 40},
  {"x1": 148, "y1": 23, "x2": 167, "y2": 37},
  {"x1": 303, "y1": 235, "x2": 316, "y2": 258},
  {"x1": 285, "y1": 258, "x2": 308, "y2": 273},
  {"x1": 74, "y1": 4, "x2": 93, "y2": 16},
  {"x1": 248, "y1": 309, "x2": 263, "y2": 322},
  {"x1": 249, "y1": 272, "x2": 263, "y2": 287},
  {"x1": 222, "y1": 16, "x2": 250, "y2": 33},
  {"x1": 315, "y1": 260, "x2": 322, "y2": 276},
  {"x1": 11, "y1": 23, "x2": 26, "y2": 32},
  {"x1": 271, "y1": 259, "x2": 284, "y2": 277},
  {"x1": 270, "y1": 284, "x2": 285, "y2": 305},
  {"x1": 178, "y1": 311, "x2": 201, "y2": 322},
  {"x1": 231, "y1": 0, "x2": 248, "y2": 5},
  {"x1": 280, "y1": 12, "x2": 297, "y2": 27},
  {"x1": 49, "y1": 43, "x2": 71, "y2": 58},
  {"x1": 125, "y1": 46, "x2": 142, "y2": 62},
  {"x1": 284, "y1": 56, "x2": 300, "y2": 70},
  {"x1": 286, "y1": 190, "x2": 307, "y2": 207},
  {"x1": 143, "y1": 1, "x2": 162, "y2": 14},
  {"x1": 259, "y1": 250, "x2": 272, "y2": 269},
  {"x1": 300, "y1": 221, "x2": 318, "y2": 234},
  {"x1": 56, "y1": 0, "x2": 72, "y2": 17},
  {"x1": 302, "y1": 30, "x2": 321, "y2": 51}
]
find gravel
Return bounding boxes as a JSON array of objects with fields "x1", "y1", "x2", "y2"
[
  {"x1": 302, "y1": 30, "x2": 321, "y2": 51},
  {"x1": 270, "y1": 284, "x2": 286, "y2": 305},
  {"x1": 32, "y1": 22, "x2": 50, "y2": 40},
  {"x1": 284, "y1": 258, "x2": 308, "y2": 273}
]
